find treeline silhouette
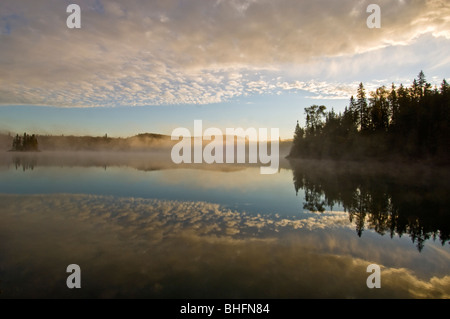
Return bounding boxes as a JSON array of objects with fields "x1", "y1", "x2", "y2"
[
  {"x1": 289, "y1": 71, "x2": 450, "y2": 162},
  {"x1": 1, "y1": 133, "x2": 173, "y2": 152},
  {"x1": 11, "y1": 133, "x2": 39, "y2": 152},
  {"x1": 291, "y1": 160, "x2": 450, "y2": 252}
]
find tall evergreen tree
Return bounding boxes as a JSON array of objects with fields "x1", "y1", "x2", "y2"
[
  {"x1": 290, "y1": 121, "x2": 305, "y2": 157},
  {"x1": 369, "y1": 86, "x2": 390, "y2": 131},
  {"x1": 417, "y1": 70, "x2": 426, "y2": 97},
  {"x1": 304, "y1": 105, "x2": 326, "y2": 137},
  {"x1": 388, "y1": 83, "x2": 399, "y2": 128},
  {"x1": 356, "y1": 83, "x2": 370, "y2": 131}
]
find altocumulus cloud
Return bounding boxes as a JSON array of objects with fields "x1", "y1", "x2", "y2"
[{"x1": 0, "y1": 0, "x2": 449, "y2": 107}]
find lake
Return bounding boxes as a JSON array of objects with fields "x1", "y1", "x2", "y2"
[{"x1": 0, "y1": 151, "x2": 449, "y2": 298}]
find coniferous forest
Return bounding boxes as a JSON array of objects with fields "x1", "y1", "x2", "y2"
[
  {"x1": 10, "y1": 133, "x2": 39, "y2": 152},
  {"x1": 289, "y1": 72, "x2": 450, "y2": 163}
]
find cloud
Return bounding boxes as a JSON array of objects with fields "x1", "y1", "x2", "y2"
[
  {"x1": 0, "y1": 0, "x2": 449, "y2": 107},
  {"x1": 277, "y1": 80, "x2": 359, "y2": 100}
]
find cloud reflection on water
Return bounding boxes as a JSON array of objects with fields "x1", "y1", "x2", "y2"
[{"x1": 0, "y1": 194, "x2": 448, "y2": 298}]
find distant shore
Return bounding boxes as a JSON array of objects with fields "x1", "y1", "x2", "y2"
[
  {"x1": 0, "y1": 133, "x2": 293, "y2": 156},
  {"x1": 286, "y1": 153, "x2": 450, "y2": 168}
]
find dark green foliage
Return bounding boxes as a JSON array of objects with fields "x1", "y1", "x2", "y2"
[
  {"x1": 289, "y1": 71, "x2": 450, "y2": 163},
  {"x1": 11, "y1": 133, "x2": 39, "y2": 152}
]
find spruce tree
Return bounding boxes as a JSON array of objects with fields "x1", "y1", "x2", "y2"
[{"x1": 356, "y1": 83, "x2": 369, "y2": 131}]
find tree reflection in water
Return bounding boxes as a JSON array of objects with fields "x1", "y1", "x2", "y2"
[{"x1": 291, "y1": 159, "x2": 450, "y2": 252}]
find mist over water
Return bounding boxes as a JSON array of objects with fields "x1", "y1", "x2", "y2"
[{"x1": 0, "y1": 150, "x2": 449, "y2": 298}]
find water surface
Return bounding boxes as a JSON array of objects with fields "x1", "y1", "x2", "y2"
[{"x1": 0, "y1": 152, "x2": 449, "y2": 298}]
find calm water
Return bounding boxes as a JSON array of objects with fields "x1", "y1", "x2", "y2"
[{"x1": 0, "y1": 152, "x2": 449, "y2": 298}]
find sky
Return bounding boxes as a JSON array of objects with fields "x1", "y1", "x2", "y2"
[{"x1": 1, "y1": 0, "x2": 449, "y2": 139}]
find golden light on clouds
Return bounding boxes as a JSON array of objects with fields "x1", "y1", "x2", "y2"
[{"x1": 0, "y1": 0, "x2": 449, "y2": 107}]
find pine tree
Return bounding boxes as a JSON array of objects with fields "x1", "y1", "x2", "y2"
[
  {"x1": 417, "y1": 70, "x2": 426, "y2": 97},
  {"x1": 290, "y1": 121, "x2": 305, "y2": 157},
  {"x1": 356, "y1": 83, "x2": 370, "y2": 131},
  {"x1": 441, "y1": 79, "x2": 450, "y2": 96},
  {"x1": 369, "y1": 86, "x2": 390, "y2": 131},
  {"x1": 305, "y1": 105, "x2": 326, "y2": 137},
  {"x1": 388, "y1": 83, "x2": 399, "y2": 128}
]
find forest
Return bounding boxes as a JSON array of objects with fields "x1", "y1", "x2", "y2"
[
  {"x1": 10, "y1": 133, "x2": 39, "y2": 152},
  {"x1": 289, "y1": 71, "x2": 450, "y2": 163}
]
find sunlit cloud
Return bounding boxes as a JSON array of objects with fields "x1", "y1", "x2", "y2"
[{"x1": 0, "y1": 0, "x2": 449, "y2": 107}]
